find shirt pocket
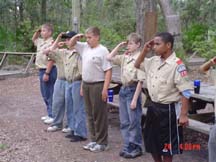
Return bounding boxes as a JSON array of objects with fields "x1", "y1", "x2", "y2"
[
  {"x1": 158, "y1": 77, "x2": 173, "y2": 93},
  {"x1": 92, "y1": 56, "x2": 102, "y2": 66}
]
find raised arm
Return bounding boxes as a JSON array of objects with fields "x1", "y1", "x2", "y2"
[
  {"x1": 68, "y1": 33, "x2": 84, "y2": 48},
  {"x1": 134, "y1": 39, "x2": 154, "y2": 68},
  {"x1": 199, "y1": 56, "x2": 216, "y2": 73},
  {"x1": 32, "y1": 28, "x2": 41, "y2": 44},
  {"x1": 43, "y1": 32, "x2": 64, "y2": 56},
  {"x1": 107, "y1": 41, "x2": 127, "y2": 60}
]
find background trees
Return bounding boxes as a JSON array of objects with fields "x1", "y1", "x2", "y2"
[{"x1": 0, "y1": 0, "x2": 215, "y2": 59}]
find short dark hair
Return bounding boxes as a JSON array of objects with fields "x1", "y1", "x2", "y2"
[
  {"x1": 85, "y1": 26, "x2": 100, "y2": 36},
  {"x1": 155, "y1": 32, "x2": 174, "y2": 49}
]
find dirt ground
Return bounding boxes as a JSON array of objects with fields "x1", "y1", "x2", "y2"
[{"x1": 0, "y1": 72, "x2": 209, "y2": 162}]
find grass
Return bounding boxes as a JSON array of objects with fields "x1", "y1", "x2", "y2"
[{"x1": 0, "y1": 143, "x2": 7, "y2": 150}]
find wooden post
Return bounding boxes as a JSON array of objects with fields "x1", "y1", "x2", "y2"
[
  {"x1": 144, "y1": 11, "x2": 157, "y2": 42},
  {"x1": 0, "y1": 52, "x2": 8, "y2": 69}
]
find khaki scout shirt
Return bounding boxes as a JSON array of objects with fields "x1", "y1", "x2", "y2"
[
  {"x1": 34, "y1": 37, "x2": 53, "y2": 69},
  {"x1": 49, "y1": 49, "x2": 82, "y2": 82},
  {"x1": 47, "y1": 51, "x2": 65, "y2": 79},
  {"x1": 111, "y1": 51, "x2": 145, "y2": 86},
  {"x1": 140, "y1": 52, "x2": 192, "y2": 104}
]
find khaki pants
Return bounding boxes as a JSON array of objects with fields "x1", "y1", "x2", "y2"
[{"x1": 82, "y1": 82, "x2": 108, "y2": 145}]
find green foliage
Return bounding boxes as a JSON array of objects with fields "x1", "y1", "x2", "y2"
[
  {"x1": 182, "y1": 23, "x2": 208, "y2": 52},
  {"x1": 192, "y1": 40, "x2": 216, "y2": 60}
]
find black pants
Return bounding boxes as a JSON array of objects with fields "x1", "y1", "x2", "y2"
[{"x1": 144, "y1": 101, "x2": 183, "y2": 156}]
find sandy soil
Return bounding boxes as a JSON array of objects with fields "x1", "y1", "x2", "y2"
[{"x1": 0, "y1": 74, "x2": 209, "y2": 162}]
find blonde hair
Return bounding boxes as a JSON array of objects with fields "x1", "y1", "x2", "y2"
[
  {"x1": 85, "y1": 26, "x2": 100, "y2": 36},
  {"x1": 42, "y1": 23, "x2": 54, "y2": 34},
  {"x1": 127, "y1": 33, "x2": 142, "y2": 45}
]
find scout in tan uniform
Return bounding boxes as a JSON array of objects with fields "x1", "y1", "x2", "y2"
[
  {"x1": 135, "y1": 32, "x2": 192, "y2": 162},
  {"x1": 107, "y1": 33, "x2": 144, "y2": 158},
  {"x1": 44, "y1": 31, "x2": 87, "y2": 142},
  {"x1": 32, "y1": 23, "x2": 57, "y2": 123}
]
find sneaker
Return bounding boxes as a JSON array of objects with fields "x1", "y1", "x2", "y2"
[
  {"x1": 65, "y1": 131, "x2": 75, "y2": 138},
  {"x1": 70, "y1": 135, "x2": 87, "y2": 142},
  {"x1": 90, "y1": 144, "x2": 109, "y2": 153},
  {"x1": 43, "y1": 117, "x2": 54, "y2": 124},
  {"x1": 41, "y1": 116, "x2": 49, "y2": 121},
  {"x1": 123, "y1": 143, "x2": 142, "y2": 158},
  {"x1": 119, "y1": 148, "x2": 128, "y2": 157},
  {"x1": 62, "y1": 127, "x2": 71, "y2": 133},
  {"x1": 47, "y1": 126, "x2": 61, "y2": 132},
  {"x1": 83, "y1": 142, "x2": 97, "y2": 150}
]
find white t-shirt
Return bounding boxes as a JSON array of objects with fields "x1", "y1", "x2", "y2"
[{"x1": 75, "y1": 42, "x2": 112, "y2": 82}]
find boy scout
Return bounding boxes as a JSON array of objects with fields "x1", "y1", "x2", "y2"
[
  {"x1": 135, "y1": 32, "x2": 192, "y2": 162},
  {"x1": 107, "y1": 33, "x2": 144, "y2": 158},
  {"x1": 69, "y1": 27, "x2": 112, "y2": 152},
  {"x1": 45, "y1": 31, "x2": 87, "y2": 142},
  {"x1": 32, "y1": 23, "x2": 57, "y2": 123}
]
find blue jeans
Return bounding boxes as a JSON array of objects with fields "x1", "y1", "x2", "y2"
[
  {"x1": 208, "y1": 124, "x2": 216, "y2": 162},
  {"x1": 66, "y1": 81, "x2": 87, "y2": 138},
  {"x1": 39, "y1": 66, "x2": 57, "y2": 117},
  {"x1": 119, "y1": 85, "x2": 143, "y2": 150},
  {"x1": 51, "y1": 79, "x2": 67, "y2": 128}
]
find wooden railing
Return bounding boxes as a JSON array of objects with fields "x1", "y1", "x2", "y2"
[{"x1": 0, "y1": 51, "x2": 36, "y2": 76}]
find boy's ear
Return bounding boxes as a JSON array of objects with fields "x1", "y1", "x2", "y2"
[{"x1": 166, "y1": 42, "x2": 172, "y2": 49}]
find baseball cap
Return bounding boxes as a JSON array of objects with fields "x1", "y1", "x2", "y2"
[{"x1": 61, "y1": 31, "x2": 77, "y2": 39}]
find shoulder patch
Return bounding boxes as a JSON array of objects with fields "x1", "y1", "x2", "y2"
[{"x1": 177, "y1": 64, "x2": 187, "y2": 77}]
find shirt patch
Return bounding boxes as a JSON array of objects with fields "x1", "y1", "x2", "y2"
[{"x1": 177, "y1": 64, "x2": 187, "y2": 77}]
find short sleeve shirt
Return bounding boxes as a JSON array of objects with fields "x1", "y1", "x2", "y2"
[
  {"x1": 49, "y1": 49, "x2": 82, "y2": 82},
  {"x1": 111, "y1": 51, "x2": 146, "y2": 85},
  {"x1": 140, "y1": 52, "x2": 192, "y2": 104},
  {"x1": 75, "y1": 42, "x2": 112, "y2": 82},
  {"x1": 34, "y1": 37, "x2": 53, "y2": 69},
  {"x1": 48, "y1": 50, "x2": 65, "y2": 79}
]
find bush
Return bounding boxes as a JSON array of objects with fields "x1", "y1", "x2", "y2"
[{"x1": 182, "y1": 23, "x2": 208, "y2": 52}]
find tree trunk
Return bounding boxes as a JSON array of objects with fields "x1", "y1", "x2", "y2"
[
  {"x1": 19, "y1": 0, "x2": 24, "y2": 22},
  {"x1": 135, "y1": 0, "x2": 157, "y2": 43},
  {"x1": 41, "y1": 0, "x2": 47, "y2": 23},
  {"x1": 158, "y1": 0, "x2": 182, "y2": 49}
]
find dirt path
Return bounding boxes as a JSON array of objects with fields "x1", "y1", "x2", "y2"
[{"x1": 0, "y1": 75, "x2": 208, "y2": 162}]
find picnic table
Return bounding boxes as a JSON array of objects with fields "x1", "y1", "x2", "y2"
[{"x1": 109, "y1": 65, "x2": 216, "y2": 135}]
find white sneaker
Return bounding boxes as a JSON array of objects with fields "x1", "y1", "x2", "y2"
[
  {"x1": 90, "y1": 144, "x2": 109, "y2": 152},
  {"x1": 62, "y1": 127, "x2": 71, "y2": 133},
  {"x1": 47, "y1": 126, "x2": 61, "y2": 132},
  {"x1": 83, "y1": 142, "x2": 97, "y2": 150},
  {"x1": 41, "y1": 116, "x2": 49, "y2": 121},
  {"x1": 43, "y1": 117, "x2": 54, "y2": 124}
]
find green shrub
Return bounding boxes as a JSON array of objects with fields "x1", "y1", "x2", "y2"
[
  {"x1": 192, "y1": 40, "x2": 216, "y2": 60},
  {"x1": 182, "y1": 23, "x2": 208, "y2": 52}
]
